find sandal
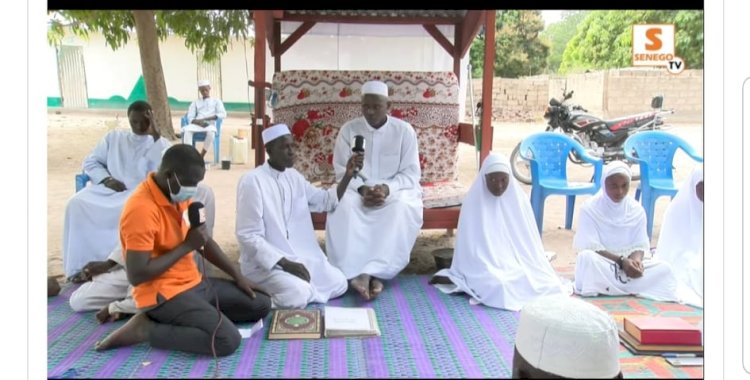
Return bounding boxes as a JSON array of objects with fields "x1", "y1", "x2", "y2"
[{"x1": 68, "y1": 271, "x2": 89, "y2": 284}]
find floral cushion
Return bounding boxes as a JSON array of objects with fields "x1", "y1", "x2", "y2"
[
  {"x1": 421, "y1": 181, "x2": 468, "y2": 208},
  {"x1": 271, "y1": 70, "x2": 461, "y2": 187}
]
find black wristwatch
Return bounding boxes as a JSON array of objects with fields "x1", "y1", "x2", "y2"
[{"x1": 617, "y1": 255, "x2": 626, "y2": 268}]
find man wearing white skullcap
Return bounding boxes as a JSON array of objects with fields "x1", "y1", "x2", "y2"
[
  {"x1": 326, "y1": 80, "x2": 423, "y2": 301},
  {"x1": 183, "y1": 79, "x2": 227, "y2": 160},
  {"x1": 573, "y1": 161, "x2": 684, "y2": 303},
  {"x1": 512, "y1": 295, "x2": 623, "y2": 379},
  {"x1": 236, "y1": 124, "x2": 363, "y2": 308}
]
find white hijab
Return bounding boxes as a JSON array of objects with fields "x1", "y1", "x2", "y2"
[
  {"x1": 657, "y1": 166, "x2": 703, "y2": 258},
  {"x1": 574, "y1": 161, "x2": 650, "y2": 255},
  {"x1": 656, "y1": 166, "x2": 703, "y2": 304},
  {"x1": 439, "y1": 153, "x2": 566, "y2": 311}
]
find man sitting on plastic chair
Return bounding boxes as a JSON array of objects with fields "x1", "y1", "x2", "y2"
[{"x1": 183, "y1": 80, "x2": 226, "y2": 160}]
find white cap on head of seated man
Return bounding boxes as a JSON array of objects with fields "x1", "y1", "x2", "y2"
[
  {"x1": 197, "y1": 79, "x2": 210, "y2": 87},
  {"x1": 513, "y1": 294, "x2": 622, "y2": 379},
  {"x1": 262, "y1": 124, "x2": 291, "y2": 145},
  {"x1": 361, "y1": 80, "x2": 389, "y2": 98}
]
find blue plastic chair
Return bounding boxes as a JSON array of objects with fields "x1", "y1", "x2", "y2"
[
  {"x1": 623, "y1": 131, "x2": 703, "y2": 239},
  {"x1": 518, "y1": 132, "x2": 604, "y2": 234},
  {"x1": 75, "y1": 172, "x2": 91, "y2": 192},
  {"x1": 180, "y1": 114, "x2": 223, "y2": 164}
]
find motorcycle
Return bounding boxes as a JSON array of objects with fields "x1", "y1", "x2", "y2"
[{"x1": 509, "y1": 87, "x2": 674, "y2": 185}]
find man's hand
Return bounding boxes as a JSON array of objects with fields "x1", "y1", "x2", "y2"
[
  {"x1": 102, "y1": 177, "x2": 127, "y2": 192},
  {"x1": 235, "y1": 276, "x2": 259, "y2": 299},
  {"x1": 278, "y1": 258, "x2": 311, "y2": 282},
  {"x1": 373, "y1": 184, "x2": 390, "y2": 198},
  {"x1": 622, "y1": 258, "x2": 644, "y2": 279},
  {"x1": 146, "y1": 110, "x2": 160, "y2": 140},
  {"x1": 360, "y1": 186, "x2": 386, "y2": 208},
  {"x1": 185, "y1": 225, "x2": 209, "y2": 252},
  {"x1": 80, "y1": 260, "x2": 118, "y2": 281},
  {"x1": 95, "y1": 305, "x2": 129, "y2": 324},
  {"x1": 346, "y1": 153, "x2": 364, "y2": 178},
  {"x1": 191, "y1": 119, "x2": 210, "y2": 128}
]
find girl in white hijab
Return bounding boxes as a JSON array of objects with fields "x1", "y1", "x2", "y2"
[
  {"x1": 656, "y1": 166, "x2": 703, "y2": 307},
  {"x1": 574, "y1": 161, "x2": 683, "y2": 303},
  {"x1": 430, "y1": 153, "x2": 570, "y2": 311}
]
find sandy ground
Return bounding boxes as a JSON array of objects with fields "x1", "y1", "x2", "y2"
[{"x1": 46, "y1": 109, "x2": 703, "y2": 281}]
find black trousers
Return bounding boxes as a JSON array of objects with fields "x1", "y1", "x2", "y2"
[{"x1": 145, "y1": 277, "x2": 271, "y2": 356}]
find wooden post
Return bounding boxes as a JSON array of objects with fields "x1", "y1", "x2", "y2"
[
  {"x1": 480, "y1": 10, "x2": 495, "y2": 164},
  {"x1": 253, "y1": 11, "x2": 267, "y2": 167},
  {"x1": 453, "y1": 22, "x2": 462, "y2": 83},
  {"x1": 273, "y1": 21, "x2": 281, "y2": 73}
]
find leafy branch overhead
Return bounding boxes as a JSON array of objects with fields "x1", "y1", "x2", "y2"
[{"x1": 47, "y1": 10, "x2": 255, "y2": 62}]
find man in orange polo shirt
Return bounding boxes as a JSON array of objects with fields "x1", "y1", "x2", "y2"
[{"x1": 94, "y1": 144, "x2": 271, "y2": 357}]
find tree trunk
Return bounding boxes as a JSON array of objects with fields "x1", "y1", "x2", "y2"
[{"x1": 132, "y1": 10, "x2": 176, "y2": 140}]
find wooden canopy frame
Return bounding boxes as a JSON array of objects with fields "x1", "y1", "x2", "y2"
[{"x1": 250, "y1": 9, "x2": 495, "y2": 168}]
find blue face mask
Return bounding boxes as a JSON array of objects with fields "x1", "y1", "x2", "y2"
[{"x1": 168, "y1": 174, "x2": 198, "y2": 203}]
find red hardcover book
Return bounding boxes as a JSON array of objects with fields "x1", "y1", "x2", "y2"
[{"x1": 623, "y1": 316, "x2": 702, "y2": 346}]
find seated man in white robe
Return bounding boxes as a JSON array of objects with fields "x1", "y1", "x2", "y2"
[
  {"x1": 69, "y1": 184, "x2": 216, "y2": 323},
  {"x1": 326, "y1": 80, "x2": 424, "y2": 301},
  {"x1": 512, "y1": 294, "x2": 623, "y2": 379},
  {"x1": 63, "y1": 100, "x2": 171, "y2": 281},
  {"x1": 183, "y1": 80, "x2": 227, "y2": 159},
  {"x1": 656, "y1": 165, "x2": 703, "y2": 308},
  {"x1": 573, "y1": 161, "x2": 684, "y2": 303},
  {"x1": 430, "y1": 153, "x2": 570, "y2": 311},
  {"x1": 236, "y1": 124, "x2": 361, "y2": 308}
]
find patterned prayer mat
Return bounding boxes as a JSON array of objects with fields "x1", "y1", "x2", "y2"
[{"x1": 48, "y1": 275, "x2": 702, "y2": 378}]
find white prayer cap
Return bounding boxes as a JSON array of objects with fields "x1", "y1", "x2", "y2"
[
  {"x1": 361, "y1": 80, "x2": 389, "y2": 98},
  {"x1": 515, "y1": 295, "x2": 620, "y2": 378},
  {"x1": 604, "y1": 160, "x2": 632, "y2": 182},
  {"x1": 262, "y1": 124, "x2": 291, "y2": 145},
  {"x1": 197, "y1": 80, "x2": 210, "y2": 87}
]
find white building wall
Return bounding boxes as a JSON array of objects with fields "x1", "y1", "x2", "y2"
[
  {"x1": 78, "y1": 33, "x2": 141, "y2": 100},
  {"x1": 48, "y1": 23, "x2": 470, "y2": 113}
]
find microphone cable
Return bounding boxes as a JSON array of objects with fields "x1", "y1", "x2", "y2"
[{"x1": 198, "y1": 244, "x2": 223, "y2": 378}]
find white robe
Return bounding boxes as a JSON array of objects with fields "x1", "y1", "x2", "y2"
[
  {"x1": 62, "y1": 130, "x2": 171, "y2": 277},
  {"x1": 68, "y1": 183, "x2": 217, "y2": 313},
  {"x1": 184, "y1": 96, "x2": 227, "y2": 133},
  {"x1": 573, "y1": 162, "x2": 682, "y2": 303},
  {"x1": 236, "y1": 163, "x2": 348, "y2": 308},
  {"x1": 656, "y1": 166, "x2": 703, "y2": 307},
  {"x1": 325, "y1": 116, "x2": 423, "y2": 280},
  {"x1": 432, "y1": 154, "x2": 570, "y2": 311}
]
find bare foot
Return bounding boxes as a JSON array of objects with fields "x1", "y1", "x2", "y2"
[
  {"x1": 369, "y1": 278, "x2": 384, "y2": 300},
  {"x1": 94, "y1": 312, "x2": 152, "y2": 351},
  {"x1": 350, "y1": 274, "x2": 371, "y2": 301},
  {"x1": 96, "y1": 305, "x2": 132, "y2": 324},
  {"x1": 429, "y1": 275, "x2": 454, "y2": 285}
]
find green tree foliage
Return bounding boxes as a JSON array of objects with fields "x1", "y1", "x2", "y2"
[
  {"x1": 47, "y1": 10, "x2": 254, "y2": 138},
  {"x1": 469, "y1": 10, "x2": 549, "y2": 78},
  {"x1": 47, "y1": 10, "x2": 253, "y2": 62},
  {"x1": 540, "y1": 11, "x2": 588, "y2": 73},
  {"x1": 559, "y1": 10, "x2": 703, "y2": 73}
]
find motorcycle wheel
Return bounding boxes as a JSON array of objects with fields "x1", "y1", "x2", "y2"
[{"x1": 510, "y1": 142, "x2": 533, "y2": 185}]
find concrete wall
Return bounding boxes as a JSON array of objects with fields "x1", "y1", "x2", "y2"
[{"x1": 467, "y1": 68, "x2": 703, "y2": 123}]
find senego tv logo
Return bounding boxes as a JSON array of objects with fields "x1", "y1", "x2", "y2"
[{"x1": 632, "y1": 24, "x2": 684, "y2": 74}]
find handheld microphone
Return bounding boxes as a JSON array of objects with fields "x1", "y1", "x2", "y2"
[
  {"x1": 188, "y1": 202, "x2": 206, "y2": 228},
  {"x1": 352, "y1": 135, "x2": 367, "y2": 181},
  {"x1": 188, "y1": 202, "x2": 206, "y2": 255}
]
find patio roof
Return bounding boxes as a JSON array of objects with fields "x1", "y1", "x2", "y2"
[
  {"x1": 250, "y1": 9, "x2": 495, "y2": 166},
  {"x1": 279, "y1": 10, "x2": 468, "y2": 24}
]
